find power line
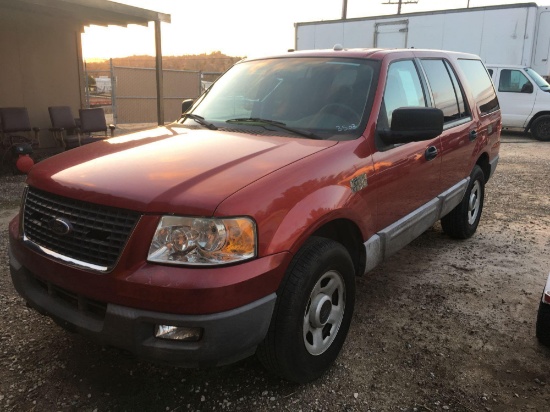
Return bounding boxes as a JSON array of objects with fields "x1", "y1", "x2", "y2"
[{"x1": 382, "y1": 0, "x2": 419, "y2": 15}]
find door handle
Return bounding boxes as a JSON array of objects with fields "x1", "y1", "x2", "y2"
[
  {"x1": 425, "y1": 145, "x2": 438, "y2": 161},
  {"x1": 469, "y1": 130, "x2": 478, "y2": 141}
]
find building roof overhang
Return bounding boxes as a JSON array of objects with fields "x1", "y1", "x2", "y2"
[{"x1": 0, "y1": 0, "x2": 171, "y2": 27}]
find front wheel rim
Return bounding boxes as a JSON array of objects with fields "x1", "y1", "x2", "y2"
[
  {"x1": 468, "y1": 180, "x2": 481, "y2": 225},
  {"x1": 303, "y1": 270, "x2": 346, "y2": 356}
]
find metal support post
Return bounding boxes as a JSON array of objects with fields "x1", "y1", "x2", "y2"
[
  {"x1": 155, "y1": 20, "x2": 165, "y2": 126},
  {"x1": 110, "y1": 58, "x2": 117, "y2": 126}
]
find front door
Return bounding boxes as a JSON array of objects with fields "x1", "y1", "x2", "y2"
[
  {"x1": 494, "y1": 68, "x2": 535, "y2": 128},
  {"x1": 371, "y1": 58, "x2": 442, "y2": 232}
]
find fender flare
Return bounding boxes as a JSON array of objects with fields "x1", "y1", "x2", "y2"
[{"x1": 264, "y1": 184, "x2": 368, "y2": 256}]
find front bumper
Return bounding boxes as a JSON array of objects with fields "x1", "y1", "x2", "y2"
[
  {"x1": 10, "y1": 246, "x2": 276, "y2": 367},
  {"x1": 9, "y1": 214, "x2": 288, "y2": 315}
]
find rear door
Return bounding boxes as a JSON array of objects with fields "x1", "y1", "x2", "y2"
[
  {"x1": 533, "y1": 11, "x2": 550, "y2": 76},
  {"x1": 456, "y1": 58, "x2": 501, "y2": 170},
  {"x1": 418, "y1": 57, "x2": 476, "y2": 189},
  {"x1": 374, "y1": 20, "x2": 408, "y2": 48}
]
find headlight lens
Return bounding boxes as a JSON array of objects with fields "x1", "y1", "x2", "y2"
[{"x1": 147, "y1": 216, "x2": 256, "y2": 266}]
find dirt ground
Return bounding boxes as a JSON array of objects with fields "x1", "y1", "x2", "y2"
[{"x1": 1, "y1": 132, "x2": 549, "y2": 412}]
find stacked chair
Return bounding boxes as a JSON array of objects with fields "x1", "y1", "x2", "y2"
[
  {"x1": 0, "y1": 107, "x2": 39, "y2": 174},
  {"x1": 79, "y1": 107, "x2": 116, "y2": 140},
  {"x1": 0, "y1": 107, "x2": 41, "y2": 148},
  {"x1": 48, "y1": 106, "x2": 81, "y2": 149},
  {"x1": 48, "y1": 106, "x2": 115, "y2": 150}
]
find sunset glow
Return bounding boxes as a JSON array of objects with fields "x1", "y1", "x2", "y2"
[{"x1": 81, "y1": 0, "x2": 535, "y2": 59}]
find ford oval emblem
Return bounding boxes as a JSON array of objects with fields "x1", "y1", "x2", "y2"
[{"x1": 49, "y1": 218, "x2": 73, "y2": 236}]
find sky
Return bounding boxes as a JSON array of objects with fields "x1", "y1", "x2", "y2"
[{"x1": 81, "y1": 0, "x2": 539, "y2": 59}]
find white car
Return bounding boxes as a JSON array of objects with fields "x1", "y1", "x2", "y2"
[
  {"x1": 486, "y1": 65, "x2": 550, "y2": 141},
  {"x1": 536, "y1": 273, "x2": 550, "y2": 346}
]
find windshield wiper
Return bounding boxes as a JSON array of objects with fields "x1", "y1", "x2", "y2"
[
  {"x1": 183, "y1": 113, "x2": 218, "y2": 130},
  {"x1": 226, "y1": 118, "x2": 322, "y2": 140}
]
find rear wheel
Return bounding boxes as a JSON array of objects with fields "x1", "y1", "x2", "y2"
[
  {"x1": 441, "y1": 165, "x2": 485, "y2": 239},
  {"x1": 536, "y1": 300, "x2": 550, "y2": 347},
  {"x1": 257, "y1": 237, "x2": 355, "y2": 383},
  {"x1": 531, "y1": 115, "x2": 550, "y2": 141}
]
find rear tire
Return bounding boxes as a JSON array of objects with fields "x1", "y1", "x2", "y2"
[
  {"x1": 531, "y1": 115, "x2": 550, "y2": 141},
  {"x1": 441, "y1": 165, "x2": 485, "y2": 239},
  {"x1": 536, "y1": 300, "x2": 550, "y2": 347},
  {"x1": 257, "y1": 237, "x2": 355, "y2": 383}
]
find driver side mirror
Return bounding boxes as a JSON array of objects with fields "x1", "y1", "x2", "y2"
[
  {"x1": 521, "y1": 83, "x2": 534, "y2": 93},
  {"x1": 181, "y1": 99, "x2": 194, "y2": 115},
  {"x1": 379, "y1": 107, "x2": 444, "y2": 145}
]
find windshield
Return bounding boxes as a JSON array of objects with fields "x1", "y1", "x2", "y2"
[
  {"x1": 178, "y1": 57, "x2": 378, "y2": 140},
  {"x1": 525, "y1": 68, "x2": 550, "y2": 91}
]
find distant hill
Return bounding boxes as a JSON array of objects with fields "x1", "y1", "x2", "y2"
[{"x1": 85, "y1": 51, "x2": 243, "y2": 74}]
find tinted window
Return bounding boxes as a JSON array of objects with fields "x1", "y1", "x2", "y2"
[
  {"x1": 421, "y1": 59, "x2": 468, "y2": 123},
  {"x1": 457, "y1": 59, "x2": 499, "y2": 115},
  {"x1": 380, "y1": 60, "x2": 426, "y2": 127},
  {"x1": 445, "y1": 60, "x2": 469, "y2": 118},
  {"x1": 498, "y1": 69, "x2": 533, "y2": 93}
]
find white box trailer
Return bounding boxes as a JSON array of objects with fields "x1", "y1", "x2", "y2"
[{"x1": 295, "y1": 2, "x2": 550, "y2": 77}]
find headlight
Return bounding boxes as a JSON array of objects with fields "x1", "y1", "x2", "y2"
[{"x1": 147, "y1": 216, "x2": 256, "y2": 266}]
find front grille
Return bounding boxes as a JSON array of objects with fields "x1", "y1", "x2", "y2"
[{"x1": 23, "y1": 187, "x2": 140, "y2": 270}]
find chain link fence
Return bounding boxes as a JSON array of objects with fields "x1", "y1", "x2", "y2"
[
  {"x1": 85, "y1": 65, "x2": 114, "y2": 124},
  {"x1": 84, "y1": 62, "x2": 222, "y2": 127}
]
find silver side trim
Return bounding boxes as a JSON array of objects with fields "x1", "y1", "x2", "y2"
[
  {"x1": 438, "y1": 178, "x2": 469, "y2": 217},
  {"x1": 364, "y1": 235, "x2": 383, "y2": 273},
  {"x1": 489, "y1": 154, "x2": 499, "y2": 179},
  {"x1": 363, "y1": 178, "x2": 469, "y2": 275}
]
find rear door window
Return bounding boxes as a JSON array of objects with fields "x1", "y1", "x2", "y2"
[{"x1": 420, "y1": 59, "x2": 469, "y2": 124}]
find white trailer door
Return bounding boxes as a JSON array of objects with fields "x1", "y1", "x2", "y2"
[
  {"x1": 533, "y1": 11, "x2": 550, "y2": 76},
  {"x1": 374, "y1": 20, "x2": 408, "y2": 48}
]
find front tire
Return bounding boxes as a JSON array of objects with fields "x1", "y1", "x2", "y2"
[
  {"x1": 257, "y1": 237, "x2": 355, "y2": 383},
  {"x1": 441, "y1": 165, "x2": 485, "y2": 239},
  {"x1": 531, "y1": 115, "x2": 550, "y2": 142}
]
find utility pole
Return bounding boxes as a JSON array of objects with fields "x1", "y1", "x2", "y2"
[
  {"x1": 382, "y1": 0, "x2": 419, "y2": 15},
  {"x1": 342, "y1": 0, "x2": 348, "y2": 19}
]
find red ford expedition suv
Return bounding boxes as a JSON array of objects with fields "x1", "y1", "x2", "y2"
[{"x1": 9, "y1": 47, "x2": 501, "y2": 383}]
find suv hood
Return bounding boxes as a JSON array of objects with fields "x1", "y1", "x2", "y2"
[{"x1": 27, "y1": 126, "x2": 336, "y2": 215}]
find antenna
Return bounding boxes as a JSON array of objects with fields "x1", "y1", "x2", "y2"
[{"x1": 382, "y1": 0, "x2": 419, "y2": 15}]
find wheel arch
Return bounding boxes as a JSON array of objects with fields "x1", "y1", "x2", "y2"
[
  {"x1": 525, "y1": 111, "x2": 550, "y2": 132},
  {"x1": 310, "y1": 218, "x2": 366, "y2": 277},
  {"x1": 260, "y1": 183, "x2": 370, "y2": 276},
  {"x1": 475, "y1": 152, "x2": 491, "y2": 183}
]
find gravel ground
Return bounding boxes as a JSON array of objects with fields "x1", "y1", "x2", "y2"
[{"x1": 1, "y1": 132, "x2": 549, "y2": 412}]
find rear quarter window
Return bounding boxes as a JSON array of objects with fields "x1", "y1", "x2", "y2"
[{"x1": 457, "y1": 59, "x2": 499, "y2": 115}]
